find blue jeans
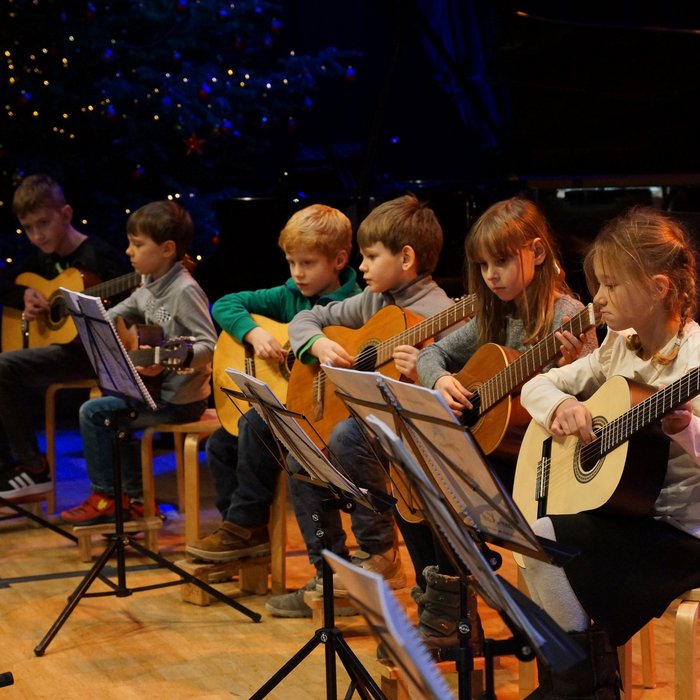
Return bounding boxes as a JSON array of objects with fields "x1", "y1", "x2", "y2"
[
  {"x1": 0, "y1": 343, "x2": 96, "y2": 469},
  {"x1": 79, "y1": 395, "x2": 207, "y2": 497},
  {"x1": 287, "y1": 417, "x2": 396, "y2": 571},
  {"x1": 205, "y1": 408, "x2": 283, "y2": 527}
]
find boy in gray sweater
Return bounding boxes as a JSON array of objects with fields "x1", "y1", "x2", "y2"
[{"x1": 61, "y1": 201, "x2": 217, "y2": 525}]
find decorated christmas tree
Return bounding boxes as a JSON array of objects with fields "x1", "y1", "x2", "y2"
[{"x1": 0, "y1": 0, "x2": 358, "y2": 266}]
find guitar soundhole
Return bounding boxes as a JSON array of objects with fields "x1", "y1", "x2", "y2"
[
  {"x1": 280, "y1": 344, "x2": 294, "y2": 381},
  {"x1": 355, "y1": 342, "x2": 379, "y2": 372},
  {"x1": 48, "y1": 293, "x2": 68, "y2": 330},
  {"x1": 573, "y1": 415, "x2": 606, "y2": 483}
]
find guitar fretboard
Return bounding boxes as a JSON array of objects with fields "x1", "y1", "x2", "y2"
[
  {"x1": 362, "y1": 294, "x2": 477, "y2": 368},
  {"x1": 599, "y1": 363, "x2": 700, "y2": 455},
  {"x1": 478, "y1": 303, "x2": 596, "y2": 412},
  {"x1": 84, "y1": 271, "x2": 142, "y2": 300}
]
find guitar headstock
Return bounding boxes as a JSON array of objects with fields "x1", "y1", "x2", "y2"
[{"x1": 129, "y1": 336, "x2": 194, "y2": 373}]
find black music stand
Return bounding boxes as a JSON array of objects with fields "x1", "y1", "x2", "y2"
[
  {"x1": 322, "y1": 366, "x2": 584, "y2": 699},
  {"x1": 223, "y1": 368, "x2": 392, "y2": 700},
  {"x1": 33, "y1": 289, "x2": 260, "y2": 657},
  {"x1": 324, "y1": 549, "x2": 457, "y2": 700}
]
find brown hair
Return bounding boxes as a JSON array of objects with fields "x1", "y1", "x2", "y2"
[
  {"x1": 127, "y1": 200, "x2": 194, "y2": 260},
  {"x1": 357, "y1": 193, "x2": 443, "y2": 274},
  {"x1": 12, "y1": 173, "x2": 67, "y2": 218},
  {"x1": 465, "y1": 197, "x2": 569, "y2": 345},
  {"x1": 584, "y1": 206, "x2": 697, "y2": 364},
  {"x1": 278, "y1": 204, "x2": 352, "y2": 259}
]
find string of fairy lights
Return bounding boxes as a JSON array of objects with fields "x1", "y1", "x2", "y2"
[{"x1": 0, "y1": 0, "x2": 358, "y2": 265}]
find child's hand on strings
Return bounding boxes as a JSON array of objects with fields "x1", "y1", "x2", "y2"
[
  {"x1": 555, "y1": 317, "x2": 587, "y2": 367},
  {"x1": 311, "y1": 336, "x2": 354, "y2": 368},
  {"x1": 23, "y1": 287, "x2": 50, "y2": 320},
  {"x1": 245, "y1": 326, "x2": 287, "y2": 363},
  {"x1": 551, "y1": 397, "x2": 596, "y2": 443},
  {"x1": 393, "y1": 344, "x2": 419, "y2": 382},
  {"x1": 661, "y1": 400, "x2": 693, "y2": 435},
  {"x1": 434, "y1": 374, "x2": 474, "y2": 417}
]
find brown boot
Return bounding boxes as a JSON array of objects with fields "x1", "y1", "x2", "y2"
[{"x1": 186, "y1": 520, "x2": 269, "y2": 562}]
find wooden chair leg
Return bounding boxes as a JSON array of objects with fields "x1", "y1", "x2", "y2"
[
  {"x1": 269, "y1": 475, "x2": 287, "y2": 595},
  {"x1": 675, "y1": 598, "x2": 699, "y2": 700},
  {"x1": 173, "y1": 432, "x2": 186, "y2": 513},
  {"x1": 639, "y1": 621, "x2": 656, "y2": 689},
  {"x1": 517, "y1": 567, "x2": 537, "y2": 699},
  {"x1": 140, "y1": 427, "x2": 157, "y2": 520},
  {"x1": 183, "y1": 432, "x2": 203, "y2": 545}
]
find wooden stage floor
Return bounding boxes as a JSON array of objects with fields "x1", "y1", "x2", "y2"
[{"x1": 0, "y1": 432, "x2": 688, "y2": 699}]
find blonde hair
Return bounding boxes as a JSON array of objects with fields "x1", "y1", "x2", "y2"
[
  {"x1": 278, "y1": 204, "x2": 352, "y2": 260},
  {"x1": 12, "y1": 173, "x2": 67, "y2": 218},
  {"x1": 357, "y1": 193, "x2": 443, "y2": 274},
  {"x1": 584, "y1": 206, "x2": 697, "y2": 364},
  {"x1": 465, "y1": 197, "x2": 569, "y2": 345},
  {"x1": 127, "y1": 200, "x2": 194, "y2": 260}
]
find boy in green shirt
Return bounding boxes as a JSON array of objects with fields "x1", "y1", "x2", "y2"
[{"x1": 187, "y1": 204, "x2": 360, "y2": 561}]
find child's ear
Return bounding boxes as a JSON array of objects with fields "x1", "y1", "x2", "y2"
[
  {"x1": 401, "y1": 245, "x2": 416, "y2": 270},
  {"x1": 335, "y1": 250, "x2": 349, "y2": 270},
  {"x1": 532, "y1": 238, "x2": 546, "y2": 265},
  {"x1": 162, "y1": 239, "x2": 177, "y2": 258},
  {"x1": 60, "y1": 204, "x2": 73, "y2": 225},
  {"x1": 652, "y1": 273, "x2": 670, "y2": 300}
]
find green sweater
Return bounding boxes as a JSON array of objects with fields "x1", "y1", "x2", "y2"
[{"x1": 211, "y1": 267, "x2": 361, "y2": 341}]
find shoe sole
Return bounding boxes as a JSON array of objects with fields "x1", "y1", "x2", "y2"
[
  {"x1": 0, "y1": 482, "x2": 52, "y2": 499},
  {"x1": 185, "y1": 542, "x2": 270, "y2": 562},
  {"x1": 264, "y1": 602, "x2": 359, "y2": 619},
  {"x1": 60, "y1": 515, "x2": 116, "y2": 526}
]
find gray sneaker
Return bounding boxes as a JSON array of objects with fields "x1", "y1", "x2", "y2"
[{"x1": 265, "y1": 577, "x2": 358, "y2": 618}]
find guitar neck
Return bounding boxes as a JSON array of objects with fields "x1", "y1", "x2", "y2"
[
  {"x1": 84, "y1": 271, "x2": 142, "y2": 300},
  {"x1": 602, "y1": 364, "x2": 700, "y2": 454},
  {"x1": 479, "y1": 303, "x2": 596, "y2": 412},
  {"x1": 370, "y1": 294, "x2": 476, "y2": 367}
]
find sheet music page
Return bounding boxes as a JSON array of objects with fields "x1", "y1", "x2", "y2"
[
  {"x1": 323, "y1": 550, "x2": 455, "y2": 700},
  {"x1": 225, "y1": 368, "x2": 369, "y2": 504},
  {"x1": 321, "y1": 365, "x2": 399, "y2": 432},
  {"x1": 377, "y1": 375, "x2": 543, "y2": 557},
  {"x1": 60, "y1": 288, "x2": 156, "y2": 410}
]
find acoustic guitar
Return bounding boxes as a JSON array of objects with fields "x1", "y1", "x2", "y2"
[
  {"x1": 213, "y1": 316, "x2": 294, "y2": 436},
  {"x1": 115, "y1": 318, "x2": 194, "y2": 399},
  {"x1": 2, "y1": 268, "x2": 142, "y2": 352},
  {"x1": 455, "y1": 303, "x2": 596, "y2": 459},
  {"x1": 285, "y1": 295, "x2": 477, "y2": 450},
  {"x1": 512, "y1": 366, "x2": 700, "y2": 528}
]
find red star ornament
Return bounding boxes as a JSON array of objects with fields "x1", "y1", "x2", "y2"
[{"x1": 184, "y1": 132, "x2": 206, "y2": 155}]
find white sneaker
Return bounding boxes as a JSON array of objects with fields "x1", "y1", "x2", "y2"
[{"x1": 351, "y1": 548, "x2": 407, "y2": 589}]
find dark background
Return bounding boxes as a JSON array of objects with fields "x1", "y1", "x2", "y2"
[{"x1": 4, "y1": 1, "x2": 700, "y2": 307}]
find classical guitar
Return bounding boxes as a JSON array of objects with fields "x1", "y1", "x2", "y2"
[
  {"x1": 454, "y1": 303, "x2": 596, "y2": 459},
  {"x1": 512, "y1": 368, "x2": 700, "y2": 535},
  {"x1": 115, "y1": 318, "x2": 194, "y2": 400},
  {"x1": 285, "y1": 295, "x2": 477, "y2": 450},
  {"x1": 213, "y1": 316, "x2": 295, "y2": 436},
  {"x1": 2, "y1": 268, "x2": 142, "y2": 352}
]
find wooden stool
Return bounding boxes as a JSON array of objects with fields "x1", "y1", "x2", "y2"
[
  {"x1": 174, "y1": 555, "x2": 272, "y2": 606},
  {"x1": 380, "y1": 657, "x2": 485, "y2": 700},
  {"x1": 140, "y1": 407, "x2": 222, "y2": 520},
  {"x1": 73, "y1": 516, "x2": 163, "y2": 562},
  {"x1": 302, "y1": 588, "x2": 359, "y2": 627},
  {"x1": 44, "y1": 379, "x2": 101, "y2": 513},
  {"x1": 179, "y1": 415, "x2": 288, "y2": 596}
]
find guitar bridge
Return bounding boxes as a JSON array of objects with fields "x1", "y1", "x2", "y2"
[{"x1": 312, "y1": 371, "x2": 325, "y2": 422}]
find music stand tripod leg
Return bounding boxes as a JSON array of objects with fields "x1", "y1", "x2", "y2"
[
  {"x1": 250, "y1": 499, "x2": 385, "y2": 700},
  {"x1": 34, "y1": 411, "x2": 261, "y2": 656}
]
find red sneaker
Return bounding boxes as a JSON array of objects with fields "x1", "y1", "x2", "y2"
[{"x1": 60, "y1": 492, "x2": 129, "y2": 525}]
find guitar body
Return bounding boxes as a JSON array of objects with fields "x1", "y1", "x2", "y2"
[
  {"x1": 1, "y1": 268, "x2": 96, "y2": 351},
  {"x1": 286, "y1": 305, "x2": 418, "y2": 449},
  {"x1": 213, "y1": 316, "x2": 293, "y2": 436},
  {"x1": 454, "y1": 343, "x2": 532, "y2": 457},
  {"x1": 513, "y1": 375, "x2": 669, "y2": 529}
]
